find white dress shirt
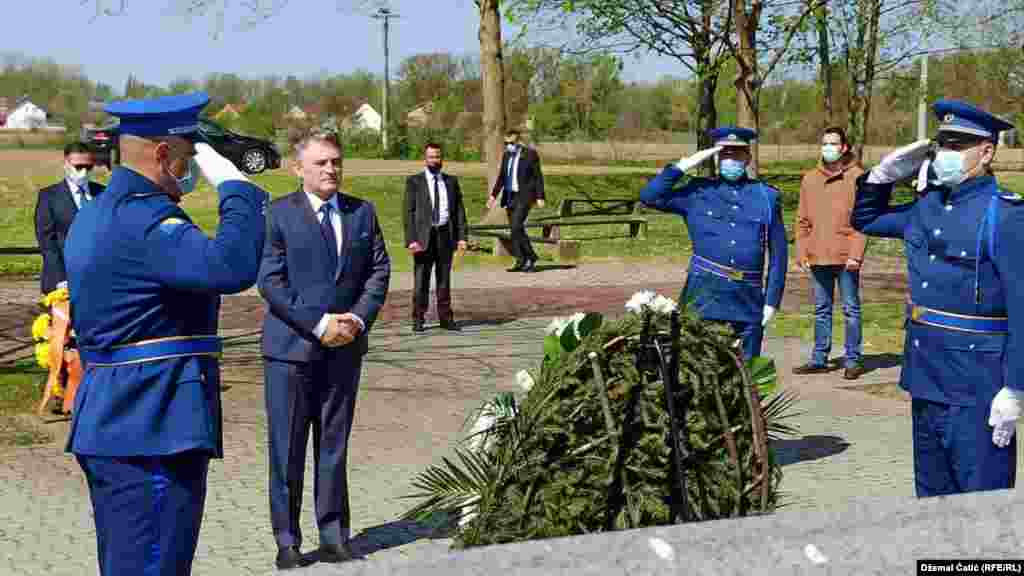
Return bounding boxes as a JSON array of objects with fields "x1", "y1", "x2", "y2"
[
  {"x1": 508, "y1": 148, "x2": 521, "y2": 192},
  {"x1": 305, "y1": 191, "x2": 365, "y2": 339},
  {"x1": 67, "y1": 178, "x2": 93, "y2": 209},
  {"x1": 424, "y1": 168, "x2": 449, "y2": 226}
]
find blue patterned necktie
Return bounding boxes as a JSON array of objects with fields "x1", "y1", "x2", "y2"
[{"x1": 319, "y1": 203, "x2": 339, "y2": 277}]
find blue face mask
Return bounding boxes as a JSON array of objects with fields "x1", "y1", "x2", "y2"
[
  {"x1": 173, "y1": 158, "x2": 198, "y2": 195},
  {"x1": 932, "y1": 149, "x2": 965, "y2": 187},
  {"x1": 719, "y1": 158, "x2": 747, "y2": 182}
]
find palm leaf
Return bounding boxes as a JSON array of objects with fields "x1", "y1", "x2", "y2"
[
  {"x1": 761, "y1": 389, "x2": 802, "y2": 440},
  {"x1": 401, "y1": 447, "x2": 494, "y2": 521}
]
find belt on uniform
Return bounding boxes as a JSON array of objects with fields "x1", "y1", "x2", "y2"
[
  {"x1": 78, "y1": 335, "x2": 223, "y2": 367},
  {"x1": 907, "y1": 302, "x2": 1008, "y2": 334},
  {"x1": 690, "y1": 255, "x2": 762, "y2": 285}
]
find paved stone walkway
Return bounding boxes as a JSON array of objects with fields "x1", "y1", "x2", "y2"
[{"x1": 0, "y1": 260, "x2": 922, "y2": 575}]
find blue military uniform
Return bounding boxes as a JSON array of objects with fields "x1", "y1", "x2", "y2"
[
  {"x1": 640, "y1": 127, "x2": 788, "y2": 359},
  {"x1": 852, "y1": 100, "x2": 1021, "y2": 497},
  {"x1": 63, "y1": 92, "x2": 267, "y2": 575}
]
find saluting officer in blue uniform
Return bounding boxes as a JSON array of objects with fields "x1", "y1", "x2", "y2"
[
  {"x1": 852, "y1": 100, "x2": 1024, "y2": 498},
  {"x1": 63, "y1": 92, "x2": 268, "y2": 575},
  {"x1": 640, "y1": 127, "x2": 788, "y2": 360}
]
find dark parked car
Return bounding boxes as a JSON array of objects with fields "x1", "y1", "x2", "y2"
[
  {"x1": 81, "y1": 124, "x2": 118, "y2": 169},
  {"x1": 84, "y1": 118, "x2": 281, "y2": 175}
]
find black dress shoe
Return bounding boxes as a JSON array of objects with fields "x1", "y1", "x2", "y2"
[
  {"x1": 792, "y1": 363, "x2": 830, "y2": 375},
  {"x1": 440, "y1": 320, "x2": 460, "y2": 331},
  {"x1": 275, "y1": 546, "x2": 311, "y2": 570},
  {"x1": 844, "y1": 363, "x2": 866, "y2": 380},
  {"x1": 412, "y1": 320, "x2": 426, "y2": 333},
  {"x1": 507, "y1": 260, "x2": 525, "y2": 272},
  {"x1": 314, "y1": 542, "x2": 360, "y2": 563},
  {"x1": 521, "y1": 259, "x2": 537, "y2": 273}
]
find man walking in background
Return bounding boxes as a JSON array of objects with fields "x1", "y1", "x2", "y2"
[
  {"x1": 488, "y1": 129, "x2": 545, "y2": 272},
  {"x1": 404, "y1": 142, "x2": 468, "y2": 333},
  {"x1": 793, "y1": 127, "x2": 868, "y2": 380}
]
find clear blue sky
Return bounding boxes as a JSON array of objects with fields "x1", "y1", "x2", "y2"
[{"x1": 1, "y1": 1, "x2": 686, "y2": 92}]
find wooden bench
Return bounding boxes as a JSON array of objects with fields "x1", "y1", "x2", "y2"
[
  {"x1": 0, "y1": 246, "x2": 41, "y2": 256},
  {"x1": 531, "y1": 198, "x2": 647, "y2": 240},
  {"x1": 469, "y1": 223, "x2": 582, "y2": 261}
]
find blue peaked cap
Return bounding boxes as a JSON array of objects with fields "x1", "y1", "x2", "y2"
[
  {"x1": 104, "y1": 91, "x2": 210, "y2": 140},
  {"x1": 709, "y1": 126, "x2": 757, "y2": 147},
  {"x1": 933, "y1": 99, "x2": 1015, "y2": 140}
]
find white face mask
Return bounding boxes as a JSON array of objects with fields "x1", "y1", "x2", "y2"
[
  {"x1": 821, "y1": 144, "x2": 842, "y2": 163},
  {"x1": 65, "y1": 163, "x2": 91, "y2": 188}
]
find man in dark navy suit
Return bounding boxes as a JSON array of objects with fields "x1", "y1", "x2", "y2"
[
  {"x1": 258, "y1": 127, "x2": 390, "y2": 569},
  {"x1": 35, "y1": 141, "x2": 106, "y2": 295}
]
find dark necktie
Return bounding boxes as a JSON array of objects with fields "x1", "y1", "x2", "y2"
[
  {"x1": 432, "y1": 174, "x2": 441, "y2": 226},
  {"x1": 319, "y1": 203, "x2": 339, "y2": 277}
]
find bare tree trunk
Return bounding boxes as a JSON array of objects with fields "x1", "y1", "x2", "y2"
[
  {"x1": 697, "y1": 1, "x2": 720, "y2": 177},
  {"x1": 477, "y1": 0, "x2": 512, "y2": 255},
  {"x1": 847, "y1": 0, "x2": 881, "y2": 162},
  {"x1": 733, "y1": 0, "x2": 761, "y2": 176},
  {"x1": 814, "y1": 1, "x2": 833, "y2": 124},
  {"x1": 697, "y1": 72, "x2": 720, "y2": 177},
  {"x1": 479, "y1": 0, "x2": 507, "y2": 194}
]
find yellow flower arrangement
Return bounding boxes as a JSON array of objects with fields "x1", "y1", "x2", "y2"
[
  {"x1": 32, "y1": 313, "x2": 51, "y2": 341},
  {"x1": 34, "y1": 341, "x2": 50, "y2": 369},
  {"x1": 41, "y1": 286, "x2": 69, "y2": 308}
]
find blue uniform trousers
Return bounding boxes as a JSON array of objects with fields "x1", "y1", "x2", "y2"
[
  {"x1": 728, "y1": 321, "x2": 764, "y2": 361},
  {"x1": 77, "y1": 451, "x2": 210, "y2": 576},
  {"x1": 912, "y1": 398, "x2": 1016, "y2": 497}
]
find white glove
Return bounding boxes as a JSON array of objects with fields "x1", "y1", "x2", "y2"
[
  {"x1": 761, "y1": 305, "x2": 776, "y2": 327},
  {"x1": 988, "y1": 387, "x2": 1024, "y2": 448},
  {"x1": 866, "y1": 139, "x2": 931, "y2": 185},
  {"x1": 193, "y1": 142, "x2": 249, "y2": 188},
  {"x1": 56, "y1": 281, "x2": 68, "y2": 290},
  {"x1": 915, "y1": 157, "x2": 931, "y2": 193},
  {"x1": 677, "y1": 146, "x2": 723, "y2": 173}
]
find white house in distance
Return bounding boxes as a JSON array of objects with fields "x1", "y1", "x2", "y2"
[
  {"x1": 350, "y1": 103, "x2": 381, "y2": 132},
  {"x1": 4, "y1": 98, "x2": 48, "y2": 130}
]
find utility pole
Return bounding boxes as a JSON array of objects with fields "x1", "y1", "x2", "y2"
[
  {"x1": 372, "y1": 7, "x2": 399, "y2": 153},
  {"x1": 917, "y1": 54, "x2": 928, "y2": 140}
]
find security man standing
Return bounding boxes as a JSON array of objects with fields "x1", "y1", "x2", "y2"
[
  {"x1": 640, "y1": 127, "x2": 788, "y2": 360},
  {"x1": 852, "y1": 99, "x2": 1023, "y2": 497},
  {"x1": 63, "y1": 92, "x2": 267, "y2": 575}
]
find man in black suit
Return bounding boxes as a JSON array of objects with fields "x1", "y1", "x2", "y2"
[
  {"x1": 34, "y1": 141, "x2": 106, "y2": 294},
  {"x1": 258, "y1": 128, "x2": 390, "y2": 570},
  {"x1": 404, "y1": 142, "x2": 468, "y2": 333},
  {"x1": 488, "y1": 130, "x2": 546, "y2": 272}
]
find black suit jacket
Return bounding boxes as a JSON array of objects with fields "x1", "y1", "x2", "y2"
[
  {"x1": 404, "y1": 171, "x2": 468, "y2": 249},
  {"x1": 34, "y1": 180, "x2": 105, "y2": 294},
  {"x1": 490, "y1": 146, "x2": 545, "y2": 208},
  {"x1": 258, "y1": 189, "x2": 391, "y2": 363}
]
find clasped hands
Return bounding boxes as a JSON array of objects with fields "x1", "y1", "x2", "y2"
[{"x1": 319, "y1": 313, "x2": 362, "y2": 348}]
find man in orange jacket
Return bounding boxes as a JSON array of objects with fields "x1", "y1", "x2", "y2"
[{"x1": 794, "y1": 127, "x2": 868, "y2": 380}]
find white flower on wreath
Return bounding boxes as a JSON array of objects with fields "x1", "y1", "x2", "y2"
[
  {"x1": 546, "y1": 312, "x2": 588, "y2": 339},
  {"x1": 626, "y1": 290, "x2": 678, "y2": 315},
  {"x1": 466, "y1": 412, "x2": 496, "y2": 452},
  {"x1": 515, "y1": 369, "x2": 535, "y2": 392}
]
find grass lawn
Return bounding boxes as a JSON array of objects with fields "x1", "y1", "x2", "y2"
[
  {"x1": 0, "y1": 362, "x2": 52, "y2": 446},
  {"x1": 2, "y1": 159, "x2": 986, "y2": 276},
  {"x1": 770, "y1": 301, "x2": 907, "y2": 358}
]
